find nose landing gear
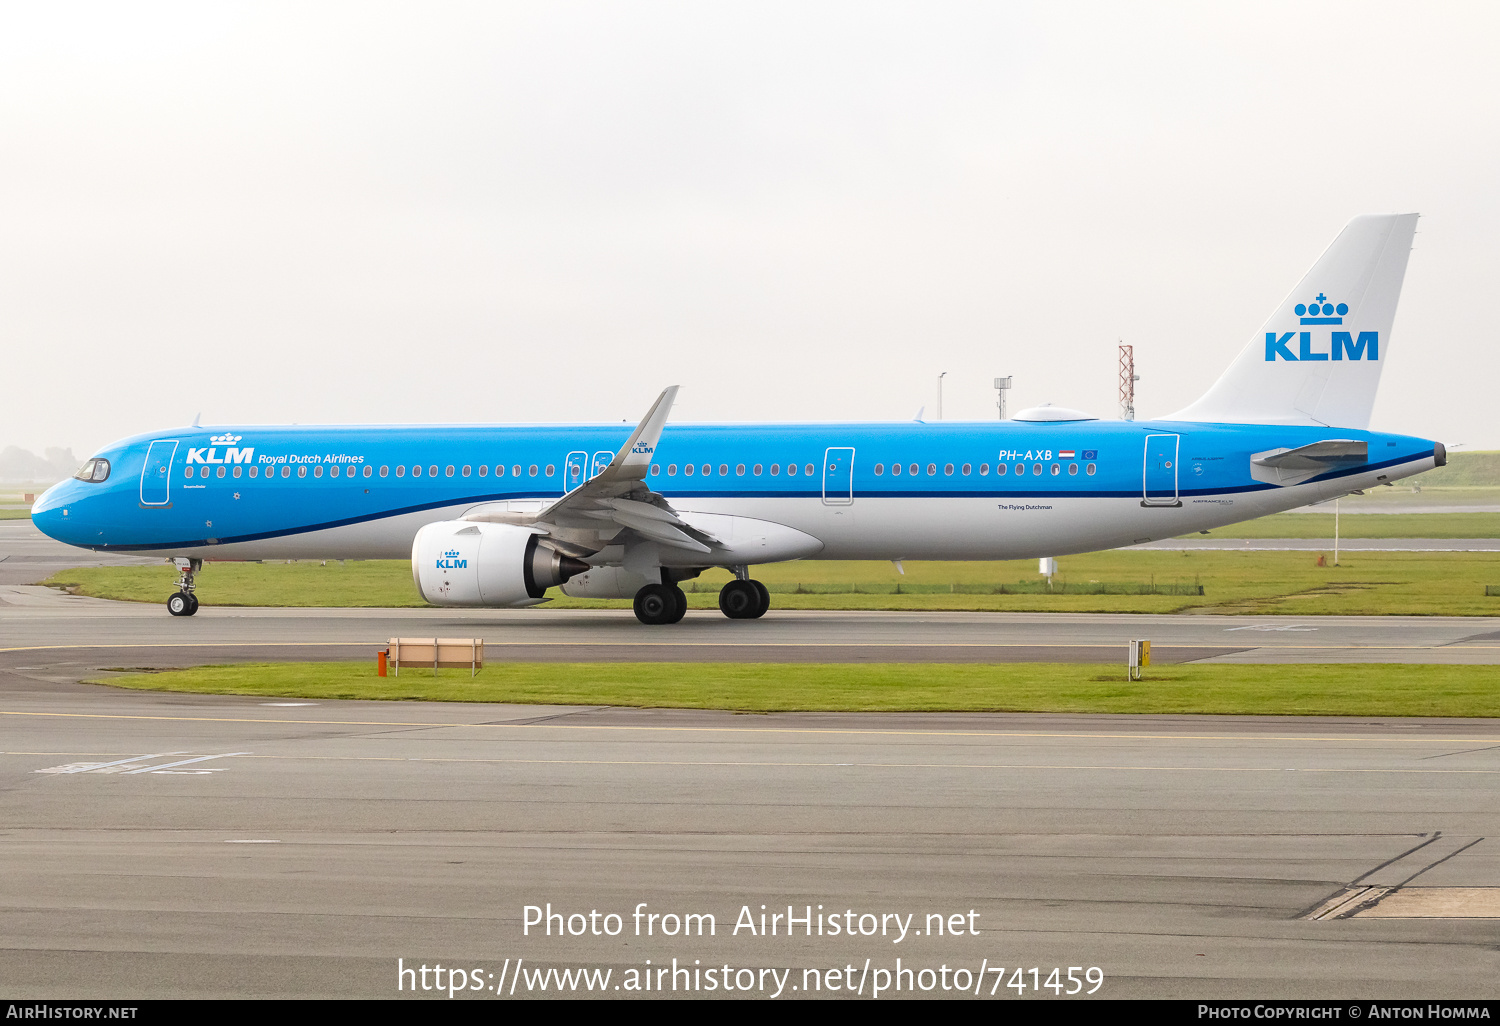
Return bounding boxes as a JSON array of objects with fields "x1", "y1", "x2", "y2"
[{"x1": 167, "y1": 557, "x2": 201, "y2": 616}]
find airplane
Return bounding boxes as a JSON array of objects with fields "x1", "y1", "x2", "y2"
[{"x1": 32, "y1": 213, "x2": 1442, "y2": 624}]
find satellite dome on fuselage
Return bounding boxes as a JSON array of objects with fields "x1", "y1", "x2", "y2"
[{"x1": 1010, "y1": 405, "x2": 1098, "y2": 422}]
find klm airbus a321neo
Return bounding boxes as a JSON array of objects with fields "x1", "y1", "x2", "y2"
[{"x1": 34, "y1": 214, "x2": 1442, "y2": 624}]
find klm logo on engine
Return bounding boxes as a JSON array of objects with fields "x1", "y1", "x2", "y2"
[
  {"x1": 1265, "y1": 294, "x2": 1378, "y2": 362},
  {"x1": 436, "y1": 548, "x2": 467, "y2": 570}
]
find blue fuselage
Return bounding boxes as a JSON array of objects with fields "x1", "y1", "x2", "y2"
[{"x1": 32, "y1": 419, "x2": 1440, "y2": 562}]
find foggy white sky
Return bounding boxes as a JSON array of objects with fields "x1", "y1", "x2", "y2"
[{"x1": 3, "y1": 1, "x2": 1497, "y2": 456}]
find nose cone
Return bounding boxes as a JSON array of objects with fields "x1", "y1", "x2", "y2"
[{"x1": 29, "y1": 481, "x2": 93, "y2": 547}]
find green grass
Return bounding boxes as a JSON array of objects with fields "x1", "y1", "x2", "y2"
[
  {"x1": 92, "y1": 661, "x2": 1500, "y2": 717},
  {"x1": 1407, "y1": 450, "x2": 1500, "y2": 488},
  {"x1": 44, "y1": 550, "x2": 1500, "y2": 615},
  {"x1": 0, "y1": 508, "x2": 32, "y2": 520},
  {"x1": 1198, "y1": 510, "x2": 1500, "y2": 538}
]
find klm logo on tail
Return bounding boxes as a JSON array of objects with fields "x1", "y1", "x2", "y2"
[{"x1": 1266, "y1": 294, "x2": 1378, "y2": 362}]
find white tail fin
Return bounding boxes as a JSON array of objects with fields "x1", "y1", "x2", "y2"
[{"x1": 1167, "y1": 214, "x2": 1418, "y2": 428}]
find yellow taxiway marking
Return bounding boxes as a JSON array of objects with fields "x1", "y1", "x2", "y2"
[
  {"x1": 5, "y1": 642, "x2": 1500, "y2": 652},
  {"x1": 2, "y1": 709, "x2": 1498, "y2": 745}
]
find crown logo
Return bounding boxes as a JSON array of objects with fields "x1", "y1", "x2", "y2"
[
  {"x1": 443, "y1": 549, "x2": 461, "y2": 557},
  {"x1": 209, "y1": 433, "x2": 242, "y2": 445},
  {"x1": 1295, "y1": 294, "x2": 1347, "y2": 325}
]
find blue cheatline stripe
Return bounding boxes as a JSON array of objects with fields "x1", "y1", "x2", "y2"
[{"x1": 100, "y1": 449, "x2": 1433, "y2": 553}]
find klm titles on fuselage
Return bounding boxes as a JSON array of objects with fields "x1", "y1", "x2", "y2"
[
  {"x1": 1265, "y1": 294, "x2": 1379, "y2": 362},
  {"x1": 184, "y1": 446, "x2": 367, "y2": 467}
]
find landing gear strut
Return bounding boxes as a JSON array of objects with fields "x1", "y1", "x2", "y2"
[{"x1": 167, "y1": 558, "x2": 201, "y2": 617}]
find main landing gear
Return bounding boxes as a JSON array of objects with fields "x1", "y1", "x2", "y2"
[
  {"x1": 718, "y1": 578, "x2": 769, "y2": 620},
  {"x1": 167, "y1": 557, "x2": 201, "y2": 617},
  {"x1": 633, "y1": 582, "x2": 687, "y2": 626},
  {"x1": 631, "y1": 569, "x2": 770, "y2": 625}
]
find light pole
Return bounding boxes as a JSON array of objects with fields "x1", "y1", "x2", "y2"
[
  {"x1": 994, "y1": 376, "x2": 1012, "y2": 420},
  {"x1": 936, "y1": 372, "x2": 947, "y2": 420}
]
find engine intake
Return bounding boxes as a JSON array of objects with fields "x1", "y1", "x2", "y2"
[{"x1": 412, "y1": 521, "x2": 589, "y2": 607}]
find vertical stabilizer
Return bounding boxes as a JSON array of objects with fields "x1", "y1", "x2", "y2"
[{"x1": 1166, "y1": 214, "x2": 1418, "y2": 428}]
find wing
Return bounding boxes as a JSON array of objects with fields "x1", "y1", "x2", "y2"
[{"x1": 461, "y1": 386, "x2": 719, "y2": 556}]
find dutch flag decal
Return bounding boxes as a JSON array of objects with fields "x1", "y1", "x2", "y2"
[{"x1": 1059, "y1": 449, "x2": 1076, "y2": 459}]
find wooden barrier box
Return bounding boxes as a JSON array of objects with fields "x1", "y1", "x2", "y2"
[{"x1": 388, "y1": 637, "x2": 484, "y2": 677}]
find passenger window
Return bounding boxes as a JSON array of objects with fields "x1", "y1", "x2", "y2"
[
  {"x1": 685, "y1": 464, "x2": 694, "y2": 476},
  {"x1": 429, "y1": 465, "x2": 439, "y2": 477},
  {"x1": 927, "y1": 463, "x2": 936, "y2": 476},
  {"x1": 494, "y1": 465, "x2": 504, "y2": 477},
  {"x1": 395, "y1": 465, "x2": 405, "y2": 478},
  {"x1": 770, "y1": 464, "x2": 779, "y2": 475},
  {"x1": 298, "y1": 466, "x2": 308, "y2": 478},
  {"x1": 445, "y1": 466, "x2": 455, "y2": 477},
  {"x1": 874, "y1": 464, "x2": 883, "y2": 476},
  {"x1": 281, "y1": 466, "x2": 291, "y2": 478},
  {"x1": 735, "y1": 464, "x2": 744, "y2": 476},
  {"x1": 961, "y1": 464, "x2": 971, "y2": 476},
  {"x1": 979, "y1": 464, "x2": 989, "y2": 476},
  {"x1": 1031, "y1": 463, "x2": 1042, "y2": 476},
  {"x1": 650, "y1": 465, "x2": 660, "y2": 476},
  {"x1": 412, "y1": 465, "x2": 422, "y2": 478},
  {"x1": 313, "y1": 466, "x2": 322, "y2": 478},
  {"x1": 249, "y1": 467, "x2": 258, "y2": 478},
  {"x1": 233, "y1": 466, "x2": 242, "y2": 478},
  {"x1": 753, "y1": 464, "x2": 762, "y2": 476},
  {"x1": 891, "y1": 463, "x2": 901, "y2": 476},
  {"x1": 461, "y1": 465, "x2": 471, "y2": 477},
  {"x1": 720, "y1": 464, "x2": 729, "y2": 476},
  {"x1": 1086, "y1": 463, "x2": 1096, "y2": 475},
  {"x1": 1050, "y1": 463, "x2": 1060, "y2": 475},
  {"x1": 997, "y1": 463, "x2": 1007, "y2": 476},
  {"x1": 528, "y1": 465, "x2": 538, "y2": 477},
  {"x1": 805, "y1": 464, "x2": 814, "y2": 476},
  {"x1": 909, "y1": 464, "x2": 918, "y2": 476},
  {"x1": 786, "y1": 464, "x2": 796, "y2": 476},
  {"x1": 668, "y1": 464, "x2": 677, "y2": 476},
  {"x1": 511, "y1": 465, "x2": 521, "y2": 477},
  {"x1": 703, "y1": 464, "x2": 712, "y2": 476},
  {"x1": 184, "y1": 466, "x2": 195, "y2": 479},
  {"x1": 1069, "y1": 463, "x2": 1078, "y2": 476},
  {"x1": 545, "y1": 464, "x2": 555, "y2": 477},
  {"x1": 944, "y1": 463, "x2": 954, "y2": 476}
]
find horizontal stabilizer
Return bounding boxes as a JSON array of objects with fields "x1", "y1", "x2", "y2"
[{"x1": 1250, "y1": 439, "x2": 1367, "y2": 487}]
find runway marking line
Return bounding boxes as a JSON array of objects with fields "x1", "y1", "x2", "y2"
[
  {"x1": 9, "y1": 747, "x2": 1498, "y2": 774},
  {"x1": 217, "y1": 753, "x2": 1500, "y2": 775},
  {"x1": 3, "y1": 709, "x2": 1499, "y2": 745}
]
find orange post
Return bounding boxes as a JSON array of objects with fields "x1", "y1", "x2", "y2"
[{"x1": 377, "y1": 650, "x2": 388, "y2": 677}]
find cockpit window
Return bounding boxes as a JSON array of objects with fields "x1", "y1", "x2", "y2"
[{"x1": 73, "y1": 458, "x2": 111, "y2": 483}]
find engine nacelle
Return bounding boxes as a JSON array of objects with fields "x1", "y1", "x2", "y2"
[{"x1": 412, "y1": 521, "x2": 588, "y2": 607}]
